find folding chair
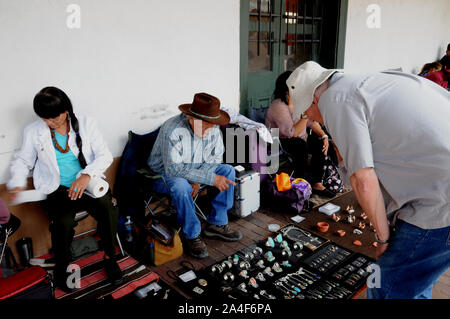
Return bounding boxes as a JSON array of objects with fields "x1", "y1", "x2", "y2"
[
  {"x1": 137, "y1": 164, "x2": 208, "y2": 222},
  {"x1": 115, "y1": 129, "x2": 209, "y2": 229}
]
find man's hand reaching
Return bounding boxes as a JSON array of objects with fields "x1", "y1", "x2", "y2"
[
  {"x1": 214, "y1": 174, "x2": 236, "y2": 192},
  {"x1": 190, "y1": 183, "x2": 201, "y2": 198}
]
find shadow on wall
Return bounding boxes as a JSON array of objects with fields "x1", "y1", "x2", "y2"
[
  {"x1": 1, "y1": 103, "x2": 37, "y2": 155},
  {"x1": 133, "y1": 104, "x2": 173, "y2": 121}
]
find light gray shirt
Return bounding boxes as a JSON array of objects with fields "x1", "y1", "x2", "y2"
[{"x1": 319, "y1": 71, "x2": 450, "y2": 229}]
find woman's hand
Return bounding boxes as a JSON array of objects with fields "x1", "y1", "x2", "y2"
[
  {"x1": 8, "y1": 187, "x2": 26, "y2": 204},
  {"x1": 68, "y1": 174, "x2": 91, "y2": 200},
  {"x1": 322, "y1": 137, "x2": 329, "y2": 155}
]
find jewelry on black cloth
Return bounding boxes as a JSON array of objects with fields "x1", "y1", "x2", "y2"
[
  {"x1": 198, "y1": 278, "x2": 208, "y2": 287},
  {"x1": 272, "y1": 262, "x2": 283, "y2": 273},
  {"x1": 238, "y1": 283, "x2": 247, "y2": 293},
  {"x1": 221, "y1": 260, "x2": 232, "y2": 269},
  {"x1": 211, "y1": 264, "x2": 224, "y2": 273},
  {"x1": 192, "y1": 286, "x2": 204, "y2": 295},
  {"x1": 223, "y1": 272, "x2": 234, "y2": 282},
  {"x1": 256, "y1": 259, "x2": 265, "y2": 269},
  {"x1": 253, "y1": 247, "x2": 263, "y2": 256},
  {"x1": 264, "y1": 251, "x2": 275, "y2": 262},
  {"x1": 274, "y1": 233, "x2": 283, "y2": 244},
  {"x1": 293, "y1": 241, "x2": 303, "y2": 250},
  {"x1": 260, "y1": 290, "x2": 276, "y2": 299},
  {"x1": 256, "y1": 272, "x2": 266, "y2": 282},
  {"x1": 248, "y1": 277, "x2": 259, "y2": 289},
  {"x1": 265, "y1": 237, "x2": 275, "y2": 248},
  {"x1": 263, "y1": 267, "x2": 274, "y2": 277}
]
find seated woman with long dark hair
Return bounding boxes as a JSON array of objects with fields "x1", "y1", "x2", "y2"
[
  {"x1": 7, "y1": 87, "x2": 122, "y2": 292},
  {"x1": 266, "y1": 71, "x2": 336, "y2": 198}
]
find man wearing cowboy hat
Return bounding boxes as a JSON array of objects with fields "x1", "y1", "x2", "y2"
[
  {"x1": 287, "y1": 61, "x2": 450, "y2": 299},
  {"x1": 148, "y1": 92, "x2": 242, "y2": 259}
]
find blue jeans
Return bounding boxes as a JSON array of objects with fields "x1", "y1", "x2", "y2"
[
  {"x1": 152, "y1": 164, "x2": 235, "y2": 239},
  {"x1": 367, "y1": 219, "x2": 450, "y2": 299}
]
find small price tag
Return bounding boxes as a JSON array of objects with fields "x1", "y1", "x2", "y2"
[
  {"x1": 291, "y1": 215, "x2": 305, "y2": 223},
  {"x1": 179, "y1": 270, "x2": 197, "y2": 283},
  {"x1": 318, "y1": 203, "x2": 340, "y2": 216}
]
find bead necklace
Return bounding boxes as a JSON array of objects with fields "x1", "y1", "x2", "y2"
[{"x1": 50, "y1": 120, "x2": 70, "y2": 153}]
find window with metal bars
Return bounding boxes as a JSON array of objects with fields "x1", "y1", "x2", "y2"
[{"x1": 248, "y1": 0, "x2": 324, "y2": 72}]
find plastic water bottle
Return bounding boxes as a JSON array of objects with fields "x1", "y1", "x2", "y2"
[{"x1": 124, "y1": 216, "x2": 134, "y2": 244}]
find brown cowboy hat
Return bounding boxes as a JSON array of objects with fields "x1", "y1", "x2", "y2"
[{"x1": 179, "y1": 92, "x2": 230, "y2": 126}]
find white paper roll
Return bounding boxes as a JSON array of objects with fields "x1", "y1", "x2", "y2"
[
  {"x1": 11, "y1": 190, "x2": 48, "y2": 206},
  {"x1": 84, "y1": 177, "x2": 109, "y2": 198},
  {"x1": 76, "y1": 173, "x2": 109, "y2": 198}
]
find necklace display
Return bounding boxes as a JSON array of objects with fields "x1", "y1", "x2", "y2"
[{"x1": 50, "y1": 120, "x2": 70, "y2": 153}]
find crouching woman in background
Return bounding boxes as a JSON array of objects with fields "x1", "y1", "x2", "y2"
[{"x1": 7, "y1": 87, "x2": 122, "y2": 292}]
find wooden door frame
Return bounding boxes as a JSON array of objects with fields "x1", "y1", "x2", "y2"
[
  {"x1": 239, "y1": 0, "x2": 250, "y2": 115},
  {"x1": 336, "y1": 0, "x2": 348, "y2": 68}
]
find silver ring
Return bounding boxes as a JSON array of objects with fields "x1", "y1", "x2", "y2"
[
  {"x1": 223, "y1": 272, "x2": 234, "y2": 282},
  {"x1": 293, "y1": 241, "x2": 303, "y2": 250},
  {"x1": 211, "y1": 264, "x2": 224, "y2": 273},
  {"x1": 256, "y1": 272, "x2": 266, "y2": 282},
  {"x1": 238, "y1": 283, "x2": 247, "y2": 292},
  {"x1": 253, "y1": 247, "x2": 263, "y2": 256}
]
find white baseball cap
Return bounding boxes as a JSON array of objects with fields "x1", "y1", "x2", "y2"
[{"x1": 286, "y1": 61, "x2": 340, "y2": 121}]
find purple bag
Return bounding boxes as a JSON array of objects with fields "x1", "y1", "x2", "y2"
[{"x1": 266, "y1": 177, "x2": 312, "y2": 214}]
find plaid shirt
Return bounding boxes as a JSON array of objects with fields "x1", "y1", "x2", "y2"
[{"x1": 148, "y1": 114, "x2": 224, "y2": 186}]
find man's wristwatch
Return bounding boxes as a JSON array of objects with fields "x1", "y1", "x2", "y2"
[
  {"x1": 375, "y1": 233, "x2": 390, "y2": 244},
  {"x1": 319, "y1": 134, "x2": 328, "y2": 140}
]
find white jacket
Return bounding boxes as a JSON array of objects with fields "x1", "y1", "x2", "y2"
[{"x1": 7, "y1": 115, "x2": 113, "y2": 194}]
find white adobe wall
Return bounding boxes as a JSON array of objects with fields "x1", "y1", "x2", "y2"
[
  {"x1": 0, "y1": 0, "x2": 240, "y2": 184},
  {"x1": 344, "y1": 0, "x2": 450, "y2": 74}
]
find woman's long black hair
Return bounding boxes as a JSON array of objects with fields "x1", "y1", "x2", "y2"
[
  {"x1": 33, "y1": 87, "x2": 87, "y2": 168},
  {"x1": 273, "y1": 70, "x2": 293, "y2": 105}
]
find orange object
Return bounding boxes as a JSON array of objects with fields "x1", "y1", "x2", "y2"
[
  {"x1": 335, "y1": 230, "x2": 346, "y2": 237},
  {"x1": 331, "y1": 214, "x2": 341, "y2": 222},
  {"x1": 370, "y1": 242, "x2": 378, "y2": 248},
  {"x1": 317, "y1": 222, "x2": 329, "y2": 233},
  {"x1": 353, "y1": 240, "x2": 362, "y2": 246},
  {"x1": 275, "y1": 173, "x2": 292, "y2": 192}
]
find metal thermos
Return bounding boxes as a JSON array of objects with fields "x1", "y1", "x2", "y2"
[{"x1": 16, "y1": 237, "x2": 33, "y2": 267}]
